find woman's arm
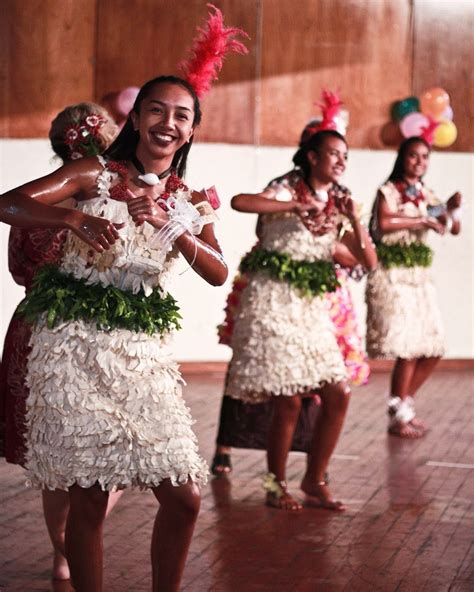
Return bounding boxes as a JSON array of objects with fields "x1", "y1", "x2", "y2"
[
  {"x1": 231, "y1": 188, "x2": 321, "y2": 215},
  {"x1": 127, "y1": 189, "x2": 228, "y2": 286},
  {"x1": 376, "y1": 191, "x2": 444, "y2": 235},
  {"x1": 336, "y1": 195, "x2": 378, "y2": 270},
  {"x1": 446, "y1": 191, "x2": 462, "y2": 235},
  {"x1": 0, "y1": 158, "x2": 121, "y2": 252}
]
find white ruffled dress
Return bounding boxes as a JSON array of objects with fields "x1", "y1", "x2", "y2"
[
  {"x1": 225, "y1": 206, "x2": 347, "y2": 404},
  {"x1": 365, "y1": 182, "x2": 445, "y2": 359},
  {"x1": 24, "y1": 158, "x2": 208, "y2": 491}
]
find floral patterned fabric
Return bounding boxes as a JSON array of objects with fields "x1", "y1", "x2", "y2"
[{"x1": 1, "y1": 227, "x2": 67, "y2": 465}]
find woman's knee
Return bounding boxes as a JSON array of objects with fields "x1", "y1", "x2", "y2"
[
  {"x1": 322, "y1": 383, "x2": 351, "y2": 414},
  {"x1": 273, "y1": 395, "x2": 302, "y2": 418},
  {"x1": 69, "y1": 484, "x2": 109, "y2": 525},
  {"x1": 155, "y1": 481, "x2": 201, "y2": 520}
]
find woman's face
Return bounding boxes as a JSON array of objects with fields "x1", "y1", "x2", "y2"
[
  {"x1": 132, "y1": 82, "x2": 195, "y2": 160},
  {"x1": 308, "y1": 136, "x2": 348, "y2": 183},
  {"x1": 402, "y1": 141, "x2": 430, "y2": 180}
]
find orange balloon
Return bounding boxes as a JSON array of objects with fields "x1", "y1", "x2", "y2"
[{"x1": 420, "y1": 87, "x2": 450, "y2": 119}]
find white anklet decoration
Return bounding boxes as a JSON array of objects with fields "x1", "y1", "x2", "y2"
[{"x1": 387, "y1": 396, "x2": 416, "y2": 428}]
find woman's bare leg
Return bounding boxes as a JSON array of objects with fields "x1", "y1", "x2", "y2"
[
  {"x1": 65, "y1": 484, "x2": 109, "y2": 592},
  {"x1": 266, "y1": 395, "x2": 302, "y2": 510},
  {"x1": 41, "y1": 490, "x2": 70, "y2": 580},
  {"x1": 105, "y1": 490, "x2": 123, "y2": 517},
  {"x1": 406, "y1": 356, "x2": 441, "y2": 429},
  {"x1": 301, "y1": 382, "x2": 350, "y2": 510},
  {"x1": 408, "y1": 356, "x2": 440, "y2": 396},
  {"x1": 389, "y1": 358, "x2": 424, "y2": 438},
  {"x1": 151, "y1": 479, "x2": 201, "y2": 592}
]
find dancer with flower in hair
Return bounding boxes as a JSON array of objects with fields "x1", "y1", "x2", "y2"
[
  {"x1": 220, "y1": 93, "x2": 377, "y2": 511},
  {"x1": 0, "y1": 6, "x2": 247, "y2": 590},
  {"x1": 0, "y1": 101, "x2": 119, "y2": 581},
  {"x1": 366, "y1": 135, "x2": 462, "y2": 439}
]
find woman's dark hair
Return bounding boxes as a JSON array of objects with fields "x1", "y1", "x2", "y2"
[
  {"x1": 104, "y1": 75, "x2": 202, "y2": 178},
  {"x1": 292, "y1": 129, "x2": 347, "y2": 180},
  {"x1": 387, "y1": 136, "x2": 430, "y2": 183}
]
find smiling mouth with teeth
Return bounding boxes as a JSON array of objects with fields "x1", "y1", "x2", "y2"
[{"x1": 152, "y1": 133, "x2": 175, "y2": 142}]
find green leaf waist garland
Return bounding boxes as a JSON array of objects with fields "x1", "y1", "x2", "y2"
[
  {"x1": 376, "y1": 242, "x2": 433, "y2": 269},
  {"x1": 239, "y1": 248, "x2": 339, "y2": 297},
  {"x1": 18, "y1": 265, "x2": 182, "y2": 336}
]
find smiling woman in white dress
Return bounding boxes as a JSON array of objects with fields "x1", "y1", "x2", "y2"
[{"x1": 0, "y1": 75, "x2": 228, "y2": 592}]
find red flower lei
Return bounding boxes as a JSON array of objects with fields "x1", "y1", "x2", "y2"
[
  {"x1": 292, "y1": 175, "x2": 339, "y2": 236},
  {"x1": 106, "y1": 160, "x2": 188, "y2": 208},
  {"x1": 394, "y1": 179, "x2": 425, "y2": 208}
]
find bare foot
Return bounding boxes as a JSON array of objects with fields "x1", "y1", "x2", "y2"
[
  {"x1": 266, "y1": 490, "x2": 302, "y2": 511},
  {"x1": 211, "y1": 453, "x2": 232, "y2": 477},
  {"x1": 388, "y1": 421, "x2": 425, "y2": 439},
  {"x1": 300, "y1": 480, "x2": 345, "y2": 512},
  {"x1": 409, "y1": 417, "x2": 427, "y2": 431},
  {"x1": 52, "y1": 550, "x2": 70, "y2": 581}
]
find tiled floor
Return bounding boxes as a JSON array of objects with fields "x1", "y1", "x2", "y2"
[{"x1": 0, "y1": 369, "x2": 473, "y2": 591}]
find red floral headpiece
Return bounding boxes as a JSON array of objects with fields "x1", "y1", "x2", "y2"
[
  {"x1": 180, "y1": 3, "x2": 249, "y2": 98},
  {"x1": 301, "y1": 90, "x2": 345, "y2": 143},
  {"x1": 64, "y1": 114, "x2": 107, "y2": 160}
]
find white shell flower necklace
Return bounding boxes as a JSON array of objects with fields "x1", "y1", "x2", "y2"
[{"x1": 132, "y1": 155, "x2": 172, "y2": 186}]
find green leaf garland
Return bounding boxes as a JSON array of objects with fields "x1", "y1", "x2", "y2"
[
  {"x1": 18, "y1": 265, "x2": 181, "y2": 336},
  {"x1": 376, "y1": 242, "x2": 433, "y2": 269},
  {"x1": 239, "y1": 248, "x2": 339, "y2": 297}
]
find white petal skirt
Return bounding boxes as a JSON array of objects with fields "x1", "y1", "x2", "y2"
[{"x1": 25, "y1": 319, "x2": 208, "y2": 491}]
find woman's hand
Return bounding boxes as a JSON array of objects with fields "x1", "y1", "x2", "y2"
[
  {"x1": 126, "y1": 189, "x2": 169, "y2": 229},
  {"x1": 423, "y1": 217, "x2": 445, "y2": 235},
  {"x1": 68, "y1": 210, "x2": 123, "y2": 253},
  {"x1": 334, "y1": 188, "x2": 357, "y2": 221},
  {"x1": 446, "y1": 191, "x2": 462, "y2": 211},
  {"x1": 291, "y1": 198, "x2": 325, "y2": 215}
]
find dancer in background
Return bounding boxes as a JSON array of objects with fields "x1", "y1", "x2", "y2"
[
  {"x1": 0, "y1": 6, "x2": 247, "y2": 590},
  {"x1": 366, "y1": 135, "x2": 462, "y2": 438},
  {"x1": 221, "y1": 106, "x2": 377, "y2": 511},
  {"x1": 0, "y1": 102, "x2": 119, "y2": 581},
  {"x1": 212, "y1": 244, "x2": 370, "y2": 477}
]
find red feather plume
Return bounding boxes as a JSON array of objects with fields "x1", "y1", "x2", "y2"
[
  {"x1": 180, "y1": 4, "x2": 249, "y2": 98},
  {"x1": 318, "y1": 90, "x2": 343, "y2": 130},
  {"x1": 420, "y1": 114, "x2": 439, "y2": 146}
]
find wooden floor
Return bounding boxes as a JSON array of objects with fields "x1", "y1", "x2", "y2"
[{"x1": 0, "y1": 369, "x2": 473, "y2": 591}]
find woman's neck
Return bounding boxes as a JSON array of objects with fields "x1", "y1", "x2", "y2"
[
  {"x1": 402, "y1": 174, "x2": 421, "y2": 186},
  {"x1": 307, "y1": 174, "x2": 333, "y2": 193},
  {"x1": 133, "y1": 147, "x2": 173, "y2": 175}
]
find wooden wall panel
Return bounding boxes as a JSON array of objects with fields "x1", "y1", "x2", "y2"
[
  {"x1": 259, "y1": 0, "x2": 413, "y2": 148},
  {"x1": 413, "y1": 0, "x2": 473, "y2": 152},
  {"x1": 95, "y1": 0, "x2": 259, "y2": 144},
  {"x1": 0, "y1": 0, "x2": 96, "y2": 137}
]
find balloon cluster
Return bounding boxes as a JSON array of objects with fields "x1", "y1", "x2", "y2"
[{"x1": 381, "y1": 87, "x2": 457, "y2": 148}]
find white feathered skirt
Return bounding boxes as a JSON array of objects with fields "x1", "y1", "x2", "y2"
[
  {"x1": 24, "y1": 319, "x2": 208, "y2": 491},
  {"x1": 225, "y1": 273, "x2": 347, "y2": 403}
]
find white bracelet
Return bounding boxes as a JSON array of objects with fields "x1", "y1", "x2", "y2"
[{"x1": 451, "y1": 208, "x2": 461, "y2": 222}]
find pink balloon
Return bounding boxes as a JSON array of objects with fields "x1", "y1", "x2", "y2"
[
  {"x1": 400, "y1": 112, "x2": 429, "y2": 138},
  {"x1": 441, "y1": 105, "x2": 454, "y2": 121},
  {"x1": 115, "y1": 86, "x2": 140, "y2": 117}
]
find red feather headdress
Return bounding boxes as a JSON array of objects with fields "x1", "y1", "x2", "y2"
[
  {"x1": 301, "y1": 90, "x2": 345, "y2": 142},
  {"x1": 180, "y1": 4, "x2": 249, "y2": 98},
  {"x1": 419, "y1": 114, "x2": 439, "y2": 146}
]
